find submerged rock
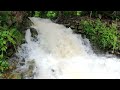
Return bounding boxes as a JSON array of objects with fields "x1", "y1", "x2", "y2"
[
  {"x1": 30, "y1": 28, "x2": 38, "y2": 38},
  {"x1": 20, "y1": 60, "x2": 36, "y2": 79},
  {"x1": 6, "y1": 55, "x2": 35, "y2": 79}
]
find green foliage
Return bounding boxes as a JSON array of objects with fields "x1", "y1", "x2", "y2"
[
  {"x1": 32, "y1": 11, "x2": 58, "y2": 19},
  {"x1": 34, "y1": 11, "x2": 40, "y2": 17},
  {"x1": 0, "y1": 26, "x2": 22, "y2": 72},
  {"x1": 46, "y1": 11, "x2": 57, "y2": 19},
  {"x1": 0, "y1": 59, "x2": 9, "y2": 73},
  {"x1": 80, "y1": 19, "x2": 119, "y2": 51},
  {"x1": 0, "y1": 12, "x2": 10, "y2": 26},
  {"x1": 63, "y1": 11, "x2": 77, "y2": 16},
  {"x1": 77, "y1": 11, "x2": 82, "y2": 16},
  {"x1": 35, "y1": 11, "x2": 80, "y2": 18},
  {"x1": 33, "y1": 11, "x2": 83, "y2": 19},
  {"x1": 0, "y1": 11, "x2": 22, "y2": 73}
]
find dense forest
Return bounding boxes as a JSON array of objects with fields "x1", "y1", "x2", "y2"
[{"x1": 1, "y1": 11, "x2": 120, "y2": 79}]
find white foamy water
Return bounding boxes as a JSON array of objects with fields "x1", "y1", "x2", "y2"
[{"x1": 16, "y1": 17, "x2": 120, "y2": 79}]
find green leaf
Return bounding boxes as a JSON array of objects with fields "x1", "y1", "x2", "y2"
[
  {"x1": 1, "y1": 46, "x2": 7, "y2": 52},
  {"x1": 0, "y1": 53, "x2": 3, "y2": 59},
  {"x1": 3, "y1": 41, "x2": 6, "y2": 44},
  {"x1": 35, "y1": 11, "x2": 40, "y2": 17},
  {"x1": 7, "y1": 36, "x2": 16, "y2": 45},
  {"x1": 77, "y1": 11, "x2": 82, "y2": 16}
]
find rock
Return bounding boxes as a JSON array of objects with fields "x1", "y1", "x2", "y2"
[
  {"x1": 77, "y1": 26, "x2": 82, "y2": 30},
  {"x1": 8, "y1": 55, "x2": 19, "y2": 67},
  {"x1": 72, "y1": 29, "x2": 77, "y2": 32},
  {"x1": 7, "y1": 58, "x2": 36, "y2": 79},
  {"x1": 51, "y1": 69, "x2": 55, "y2": 72},
  {"x1": 70, "y1": 25, "x2": 75, "y2": 29},
  {"x1": 30, "y1": 28, "x2": 38, "y2": 38},
  {"x1": 75, "y1": 21, "x2": 80, "y2": 24},
  {"x1": 19, "y1": 62, "x2": 25, "y2": 66},
  {"x1": 21, "y1": 58, "x2": 25, "y2": 62},
  {"x1": 64, "y1": 23, "x2": 70, "y2": 28},
  {"x1": 24, "y1": 69, "x2": 33, "y2": 77},
  {"x1": 7, "y1": 50, "x2": 14, "y2": 57},
  {"x1": 21, "y1": 60, "x2": 35, "y2": 79},
  {"x1": 0, "y1": 74, "x2": 3, "y2": 79},
  {"x1": 2, "y1": 71, "x2": 22, "y2": 79},
  {"x1": 8, "y1": 72, "x2": 22, "y2": 79}
]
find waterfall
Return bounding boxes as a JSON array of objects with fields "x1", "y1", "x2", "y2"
[{"x1": 16, "y1": 17, "x2": 120, "y2": 79}]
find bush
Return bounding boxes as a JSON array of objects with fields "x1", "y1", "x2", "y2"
[
  {"x1": 46, "y1": 11, "x2": 57, "y2": 19},
  {"x1": 0, "y1": 11, "x2": 22, "y2": 73},
  {"x1": 33, "y1": 11, "x2": 83, "y2": 19},
  {"x1": 0, "y1": 26, "x2": 22, "y2": 72},
  {"x1": 80, "y1": 19, "x2": 120, "y2": 52}
]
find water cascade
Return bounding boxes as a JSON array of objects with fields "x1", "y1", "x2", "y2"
[{"x1": 16, "y1": 17, "x2": 120, "y2": 79}]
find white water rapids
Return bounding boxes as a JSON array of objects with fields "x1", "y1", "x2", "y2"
[{"x1": 16, "y1": 17, "x2": 120, "y2": 79}]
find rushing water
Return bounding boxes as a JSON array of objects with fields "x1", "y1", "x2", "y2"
[{"x1": 16, "y1": 17, "x2": 120, "y2": 79}]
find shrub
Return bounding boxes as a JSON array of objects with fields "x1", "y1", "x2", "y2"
[
  {"x1": 0, "y1": 26, "x2": 22, "y2": 72},
  {"x1": 80, "y1": 19, "x2": 120, "y2": 52},
  {"x1": 46, "y1": 11, "x2": 57, "y2": 19},
  {"x1": 0, "y1": 11, "x2": 22, "y2": 73}
]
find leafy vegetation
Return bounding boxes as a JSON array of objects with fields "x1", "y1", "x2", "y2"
[
  {"x1": 0, "y1": 11, "x2": 23, "y2": 73},
  {"x1": 32, "y1": 11, "x2": 83, "y2": 19},
  {"x1": 33, "y1": 11, "x2": 58, "y2": 19},
  {"x1": 46, "y1": 11, "x2": 57, "y2": 19},
  {"x1": 80, "y1": 19, "x2": 120, "y2": 52}
]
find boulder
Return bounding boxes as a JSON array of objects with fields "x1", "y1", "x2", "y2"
[{"x1": 21, "y1": 60, "x2": 35, "y2": 79}]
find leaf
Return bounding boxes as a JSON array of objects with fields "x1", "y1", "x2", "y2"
[
  {"x1": 77, "y1": 11, "x2": 82, "y2": 16},
  {"x1": 9, "y1": 29, "x2": 16, "y2": 37},
  {"x1": 1, "y1": 46, "x2": 7, "y2": 52},
  {"x1": 35, "y1": 11, "x2": 40, "y2": 17},
  {"x1": 3, "y1": 41, "x2": 6, "y2": 44},
  {"x1": 7, "y1": 36, "x2": 16, "y2": 45},
  {"x1": 0, "y1": 53, "x2": 3, "y2": 59},
  {"x1": 0, "y1": 67, "x2": 4, "y2": 72}
]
